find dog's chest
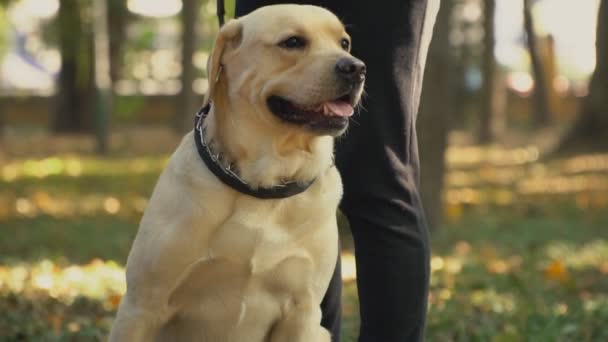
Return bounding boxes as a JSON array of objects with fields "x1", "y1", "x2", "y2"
[
  {"x1": 166, "y1": 181, "x2": 340, "y2": 339},
  {"x1": 212, "y1": 194, "x2": 326, "y2": 258},
  {"x1": 201, "y1": 192, "x2": 331, "y2": 292}
]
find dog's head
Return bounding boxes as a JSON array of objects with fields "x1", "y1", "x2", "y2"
[{"x1": 206, "y1": 4, "x2": 365, "y2": 136}]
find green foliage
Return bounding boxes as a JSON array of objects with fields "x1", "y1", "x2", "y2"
[
  {"x1": 113, "y1": 95, "x2": 147, "y2": 122},
  {"x1": 224, "y1": 0, "x2": 235, "y2": 19}
]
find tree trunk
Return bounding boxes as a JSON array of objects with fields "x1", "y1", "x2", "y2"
[
  {"x1": 54, "y1": 0, "x2": 95, "y2": 133},
  {"x1": 556, "y1": 0, "x2": 608, "y2": 153},
  {"x1": 478, "y1": 0, "x2": 496, "y2": 144},
  {"x1": 523, "y1": 0, "x2": 551, "y2": 127},
  {"x1": 0, "y1": 102, "x2": 4, "y2": 140},
  {"x1": 176, "y1": 0, "x2": 202, "y2": 132},
  {"x1": 93, "y1": 0, "x2": 112, "y2": 154},
  {"x1": 419, "y1": 0, "x2": 453, "y2": 231},
  {"x1": 107, "y1": 0, "x2": 128, "y2": 83}
]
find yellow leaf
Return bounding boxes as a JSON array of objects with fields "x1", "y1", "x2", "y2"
[
  {"x1": 487, "y1": 259, "x2": 509, "y2": 274},
  {"x1": 109, "y1": 294, "x2": 123, "y2": 309},
  {"x1": 445, "y1": 203, "x2": 463, "y2": 223},
  {"x1": 544, "y1": 260, "x2": 569, "y2": 281}
]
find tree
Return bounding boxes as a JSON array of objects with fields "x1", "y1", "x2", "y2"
[
  {"x1": 556, "y1": 0, "x2": 608, "y2": 153},
  {"x1": 419, "y1": 0, "x2": 455, "y2": 231},
  {"x1": 0, "y1": 4, "x2": 7, "y2": 139},
  {"x1": 53, "y1": 0, "x2": 96, "y2": 133},
  {"x1": 107, "y1": 0, "x2": 129, "y2": 83},
  {"x1": 93, "y1": 0, "x2": 112, "y2": 154},
  {"x1": 175, "y1": 0, "x2": 202, "y2": 132},
  {"x1": 478, "y1": 0, "x2": 496, "y2": 144},
  {"x1": 523, "y1": 0, "x2": 551, "y2": 127}
]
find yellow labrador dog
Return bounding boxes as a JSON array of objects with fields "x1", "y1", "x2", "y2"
[{"x1": 109, "y1": 4, "x2": 365, "y2": 342}]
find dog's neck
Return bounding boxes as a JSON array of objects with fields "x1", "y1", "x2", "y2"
[{"x1": 202, "y1": 102, "x2": 335, "y2": 189}]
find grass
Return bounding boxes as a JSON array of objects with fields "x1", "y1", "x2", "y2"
[
  {"x1": 422, "y1": 209, "x2": 608, "y2": 341},
  {"x1": 1, "y1": 153, "x2": 608, "y2": 341}
]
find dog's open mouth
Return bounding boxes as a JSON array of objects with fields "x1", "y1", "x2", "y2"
[{"x1": 267, "y1": 94, "x2": 355, "y2": 132}]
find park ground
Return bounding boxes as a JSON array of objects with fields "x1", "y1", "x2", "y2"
[{"x1": 1, "y1": 130, "x2": 608, "y2": 341}]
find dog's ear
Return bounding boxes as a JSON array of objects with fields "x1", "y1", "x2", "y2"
[{"x1": 204, "y1": 19, "x2": 243, "y2": 106}]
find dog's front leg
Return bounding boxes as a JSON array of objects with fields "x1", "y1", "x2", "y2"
[
  {"x1": 269, "y1": 298, "x2": 331, "y2": 342},
  {"x1": 109, "y1": 293, "x2": 169, "y2": 342}
]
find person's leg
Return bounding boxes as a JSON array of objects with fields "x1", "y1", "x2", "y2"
[
  {"x1": 332, "y1": 1, "x2": 439, "y2": 341},
  {"x1": 236, "y1": 0, "x2": 316, "y2": 16}
]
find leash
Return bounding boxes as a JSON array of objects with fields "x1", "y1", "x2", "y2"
[{"x1": 217, "y1": 0, "x2": 225, "y2": 27}]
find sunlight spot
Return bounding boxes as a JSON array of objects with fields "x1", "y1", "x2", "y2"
[
  {"x1": 439, "y1": 289, "x2": 452, "y2": 301},
  {"x1": 461, "y1": 1, "x2": 482, "y2": 22},
  {"x1": 471, "y1": 289, "x2": 517, "y2": 313},
  {"x1": 127, "y1": 0, "x2": 182, "y2": 18},
  {"x1": 2, "y1": 165, "x2": 19, "y2": 182},
  {"x1": 545, "y1": 240, "x2": 608, "y2": 270},
  {"x1": 64, "y1": 266, "x2": 85, "y2": 283},
  {"x1": 487, "y1": 259, "x2": 509, "y2": 274},
  {"x1": 341, "y1": 253, "x2": 357, "y2": 282},
  {"x1": 104, "y1": 197, "x2": 121, "y2": 214},
  {"x1": 12, "y1": 0, "x2": 59, "y2": 19},
  {"x1": 65, "y1": 159, "x2": 83, "y2": 177},
  {"x1": 67, "y1": 322, "x2": 81, "y2": 333},
  {"x1": 132, "y1": 63, "x2": 149, "y2": 80},
  {"x1": 16, "y1": 198, "x2": 34, "y2": 216},
  {"x1": 431, "y1": 257, "x2": 445, "y2": 272},
  {"x1": 193, "y1": 78, "x2": 209, "y2": 95},
  {"x1": 33, "y1": 273, "x2": 54, "y2": 290},
  {"x1": 508, "y1": 71, "x2": 534, "y2": 94},
  {"x1": 554, "y1": 303, "x2": 568, "y2": 315},
  {"x1": 583, "y1": 296, "x2": 608, "y2": 313},
  {"x1": 193, "y1": 52, "x2": 210, "y2": 70},
  {"x1": 445, "y1": 258, "x2": 463, "y2": 274},
  {"x1": 4, "y1": 266, "x2": 28, "y2": 292}
]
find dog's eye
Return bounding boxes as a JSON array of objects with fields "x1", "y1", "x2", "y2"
[
  {"x1": 279, "y1": 36, "x2": 307, "y2": 49},
  {"x1": 340, "y1": 38, "x2": 350, "y2": 50}
]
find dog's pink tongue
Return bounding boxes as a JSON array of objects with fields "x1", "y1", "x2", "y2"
[{"x1": 324, "y1": 101, "x2": 354, "y2": 117}]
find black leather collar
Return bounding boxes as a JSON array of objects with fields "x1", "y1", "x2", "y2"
[{"x1": 193, "y1": 104, "x2": 316, "y2": 199}]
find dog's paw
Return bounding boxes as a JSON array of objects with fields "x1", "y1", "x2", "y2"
[
  {"x1": 269, "y1": 303, "x2": 331, "y2": 342},
  {"x1": 310, "y1": 326, "x2": 332, "y2": 342},
  {"x1": 270, "y1": 326, "x2": 331, "y2": 342}
]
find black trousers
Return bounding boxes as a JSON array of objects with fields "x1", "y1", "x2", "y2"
[{"x1": 235, "y1": 1, "x2": 437, "y2": 341}]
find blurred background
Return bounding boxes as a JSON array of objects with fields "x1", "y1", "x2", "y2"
[{"x1": 1, "y1": 0, "x2": 607, "y2": 340}]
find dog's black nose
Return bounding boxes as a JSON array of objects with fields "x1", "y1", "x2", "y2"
[{"x1": 335, "y1": 57, "x2": 366, "y2": 84}]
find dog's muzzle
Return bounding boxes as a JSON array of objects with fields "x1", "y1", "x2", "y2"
[{"x1": 335, "y1": 57, "x2": 366, "y2": 85}]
